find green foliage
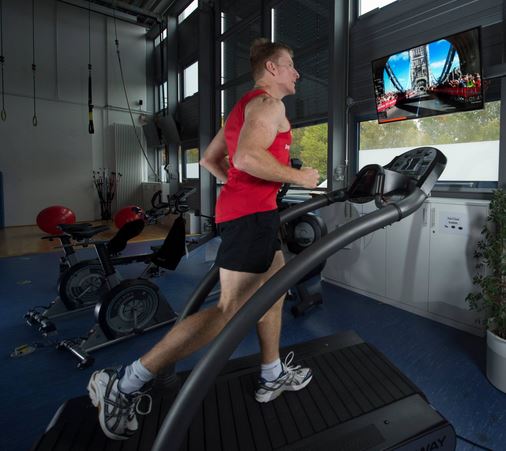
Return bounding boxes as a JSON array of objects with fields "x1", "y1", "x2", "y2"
[
  {"x1": 360, "y1": 119, "x2": 421, "y2": 149},
  {"x1": 289, "y1": 101, "x2": 500, "y2": 186},
  {"x1": 291, "y1": 124, "x2": 328, "y2": 184},
  {"x1": 360, "y1": 101, "x2": 500, "y2": 150},
  {"x1": 185, "y1": 148, "x2": 199, "y2": 164},
  {"x1": 467, "y1": 189, "x2": 506, "y2": 339}
]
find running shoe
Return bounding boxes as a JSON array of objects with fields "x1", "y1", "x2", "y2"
[
  {"x1": 255, "y1": 351, "x2": 312, "y2": 403},
  {"x1": 87, "y1": 368, "x2": 152, "y2": 440}
]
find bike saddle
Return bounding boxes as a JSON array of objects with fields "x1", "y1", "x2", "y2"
[
  {"x1": 58, "y1": 223, "x2": 94, "y2": 233},
  {"x1": 69, "y1": 225, "x2": 110, "y2": 240}
]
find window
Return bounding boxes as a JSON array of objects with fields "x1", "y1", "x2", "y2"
[
  {"x1": 154, "y1": 29, "x2": 167, "y2": 46},
  {"x1": 158, "y1": 149, "x2": 168, "y2": 182},
  {"x1": 358, "y1": 101, "x2": 500, "y2": 187},
  {"x1": 221, "y1": 81, "x2": 250, "y2": 119},
  {"x1": 178, "y1": 147, "x2": 183, "y2": 183},
  {"x1": 221, "y1": 19, "x2": 261, "y2": 85},
  {"x1": 213, "y1": 123, "x2": 328, "y2": 192},
  {"x1": 183, "y1": 62, "x2": 199, "y2": 99},
  {"x1": 183, "y1": 147, "x2": 199, "y2": 180},
  {"x1": 220, "y1": 0, "x2": 260, "y2": 33},
  {"x1": 178, "y1": 0, "x2": 198, "y2": 24},
  {"x1": 158, "y1": 81, "x2": 168, "y2": 111},
  {"x1": 272, "y1": 0, "x2": 329, "y2": 122},
  {"x1": 291, "y1": 123, "x2": 328, "y2": 187},
  {"x1": 271, "y1": 8, "x2": 276, "y2": 41},
  {"x1": 143, "y1": 146, "x2": 167, "y2": 183},
  {"x1": 217, "y1": 1, "x2": 331, "y2": 192},
  {"x1": 359, "y1": 0, "x2": 397, "y2": 16}
]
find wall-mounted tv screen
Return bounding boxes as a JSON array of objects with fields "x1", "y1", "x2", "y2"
[
  {"x1": 141, "y1": 113, "x2": 181, "y2": 147},
  {"x1": 157, "y1": 114, "x2": 181, "y2": 145},
  {"x1": 142, "y1": 120, "x2": 161, "y2": 147},
  {"x1": 372, "y1": 27, "x2": 483, "y2": 124}
]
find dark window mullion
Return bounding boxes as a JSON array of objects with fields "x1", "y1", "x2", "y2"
[{"x1": 220, "y1": 73, "x2": 252, "y2": 91}]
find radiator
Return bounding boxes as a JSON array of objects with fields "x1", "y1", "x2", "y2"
[{"x1": 113, "y1": 123, "x2": 145, "y2": 212}]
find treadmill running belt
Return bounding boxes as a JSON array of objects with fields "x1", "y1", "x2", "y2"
[{"x1": 32, "y1": 331, "x2": 455, "y2": 451}]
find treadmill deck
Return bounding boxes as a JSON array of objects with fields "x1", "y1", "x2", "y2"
[{"x1": 32, "y1": 331, "x2": 455, "y2": 451}]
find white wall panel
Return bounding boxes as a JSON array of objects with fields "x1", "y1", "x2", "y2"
[{"x1": 0, "y1": 0, "x2": 149, "y2": 226}]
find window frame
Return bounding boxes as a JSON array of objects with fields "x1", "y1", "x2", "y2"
[{"x1": 353, "y1": 99, "x2": 501, "y2": 195}]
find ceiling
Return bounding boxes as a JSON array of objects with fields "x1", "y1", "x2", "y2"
[{"x1": 85, "y1": 0, "x2": 178, "y2": 27}]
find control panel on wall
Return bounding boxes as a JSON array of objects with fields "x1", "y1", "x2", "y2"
[{"x1": 437, "y1": 211, "x2": 467, "y2": 235}]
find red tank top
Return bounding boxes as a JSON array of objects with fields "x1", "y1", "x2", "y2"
[{"x1": 215, "y1": 89, "x2": 291, "y2": 223}]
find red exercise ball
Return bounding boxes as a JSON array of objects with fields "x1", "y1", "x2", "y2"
[
  {"x1": 36, "y1": 206, "x2": 76, "y2": 235},
  {"x1": 114, "y1": 205, "x2": 145, "y2": 229}
]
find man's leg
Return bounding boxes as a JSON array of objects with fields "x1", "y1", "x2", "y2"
[
  {"x1": 87, "y1": 266, "x2": 264, "y2": 440},
  {"x1": 140, "y1": 267, "x2": 263, "y2": 374},
  {"x1": 256, "y1": 250, "x2": 286, "y2": 365},
  {"x1": 254, "y1": 250, "x2": 313, "y2": 403}
]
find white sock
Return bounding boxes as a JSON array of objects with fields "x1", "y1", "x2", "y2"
[
  {"x1": 118, "y1": 359, "x2": 155, "y2": 395},
  {"x1": 261, "y1": 358, "x2": 282, "y2": 381}
]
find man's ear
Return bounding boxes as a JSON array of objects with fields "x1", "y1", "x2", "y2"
[{"x1": 265, "y1": 60, "x2": 276, "y2": 76}]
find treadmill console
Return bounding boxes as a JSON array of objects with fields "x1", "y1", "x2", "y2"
[
  {"x1": 385, "y1": 146, "x2": 446, "y2": 193},
  {"x1": 347, "y1": 147, "x2": 446, "y2": 204}
]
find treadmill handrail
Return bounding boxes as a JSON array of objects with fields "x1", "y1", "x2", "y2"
[
  {"x1": 151, "y1": 187, "x2": 428, "y2": 451},
  {"x1": 279, "y1": 188, "x2": 348, "y2": 225},
  {"x1": 177, "y1": 189, "x2": 348, "y2": 321}
]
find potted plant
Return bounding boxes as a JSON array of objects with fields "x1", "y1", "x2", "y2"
[{"x1": 467, "y1": 188, "x2": 506, "y2": 393}]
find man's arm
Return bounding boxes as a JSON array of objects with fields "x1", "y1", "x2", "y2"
[
  {"x1": 199, "y1": 128, "x2": 229, "y2": 183},
  {"x1": 234, "y1": 97, "x2": 319, "y2": 189}
]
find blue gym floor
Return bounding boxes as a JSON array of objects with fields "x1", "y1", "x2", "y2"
[{"x1": 0, "y1": 238, "x2": 503, "y2": 451}]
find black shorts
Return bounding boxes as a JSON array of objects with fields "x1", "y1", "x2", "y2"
[{"x1": 215, "y1": 210, "x2": 281, "y2": 274}]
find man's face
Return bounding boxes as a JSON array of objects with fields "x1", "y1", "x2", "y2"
[{"x1": 272, "y1": 50, "x2": 300, "y2": 95}]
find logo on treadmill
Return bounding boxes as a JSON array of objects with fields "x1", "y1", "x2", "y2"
[
  {"x1": 420, "y1": 435, "x2": 446, "y2": 450},
  {"x1": 285, "y1": 144, "x2": 290, "y2": 150}
]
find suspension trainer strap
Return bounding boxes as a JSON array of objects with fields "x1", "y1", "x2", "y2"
[
  {"x1": 31, "y1": 0, "x2": 37, "y2": 126},
  {"x1": 0, "y1": 0, "x2": 6, "y2": 121},
  {"x1": 112, "y1": 0, "x2": 160, "y2": 181},
  {"x1": 88, "y1": 0, "x2": 94, "y2": 134}
]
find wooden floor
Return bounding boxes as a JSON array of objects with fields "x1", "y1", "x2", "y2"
[{"x1": 0, "y1": 221, "x2": 172, "y2": 258}]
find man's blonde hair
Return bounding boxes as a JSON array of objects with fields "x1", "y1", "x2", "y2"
[{"x1": 250, "y1": 38, "x2": 293, "y2": 80}]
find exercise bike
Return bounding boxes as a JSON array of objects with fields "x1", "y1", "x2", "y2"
[
  {"x1": 44, "y1": 197, "x2": 168, "y2": 284},
  {"x1": 56, "y1": 187, "x2": 201, "y2": 368},
  {"x1": 24, "y1": 198, "x2": 170, "y2": 335},
  {"x1": 283, "y1": 213, "x2": 328, "y2": 316},
  {"x1": 25, "y1": 220, "x2": 147, "y2": 334},
  {"x1": 41, "y1": 222, "x2": 95, "y2": 277},
  {"x1": 277, "y1": 159, "x2": 328, "y2": 316}
]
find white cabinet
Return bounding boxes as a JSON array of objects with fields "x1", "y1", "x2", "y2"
[
  {"x1": 321, "y1": 201, "x2": 386, "y2": 298},
  {"x1": 355, "y1": 202, "x2": 387, "y2": 297},
  {"x1": 385, "y1": 205, "x2": 430, "y2": 312},
  {"x1": 321, "y1": 197, "x2": 488, "y2": 335},
  {"x1": 321, "y1": 201, "x2": 360, "y2": 285},
  {"x1": 320, "y1": 202, "x2": 359, "y2": 285},
  {"x1": 427, "y1": 199, "x2": 487, "y2": 329}
]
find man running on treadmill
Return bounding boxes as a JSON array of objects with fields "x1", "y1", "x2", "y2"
[{"x1": 87, "y1": 38, "x2": 320, "y2": 440}]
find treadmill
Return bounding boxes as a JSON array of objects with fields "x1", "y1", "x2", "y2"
[{"x1": 32, "y1": 146, "x2": 456, "y2": 451}]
